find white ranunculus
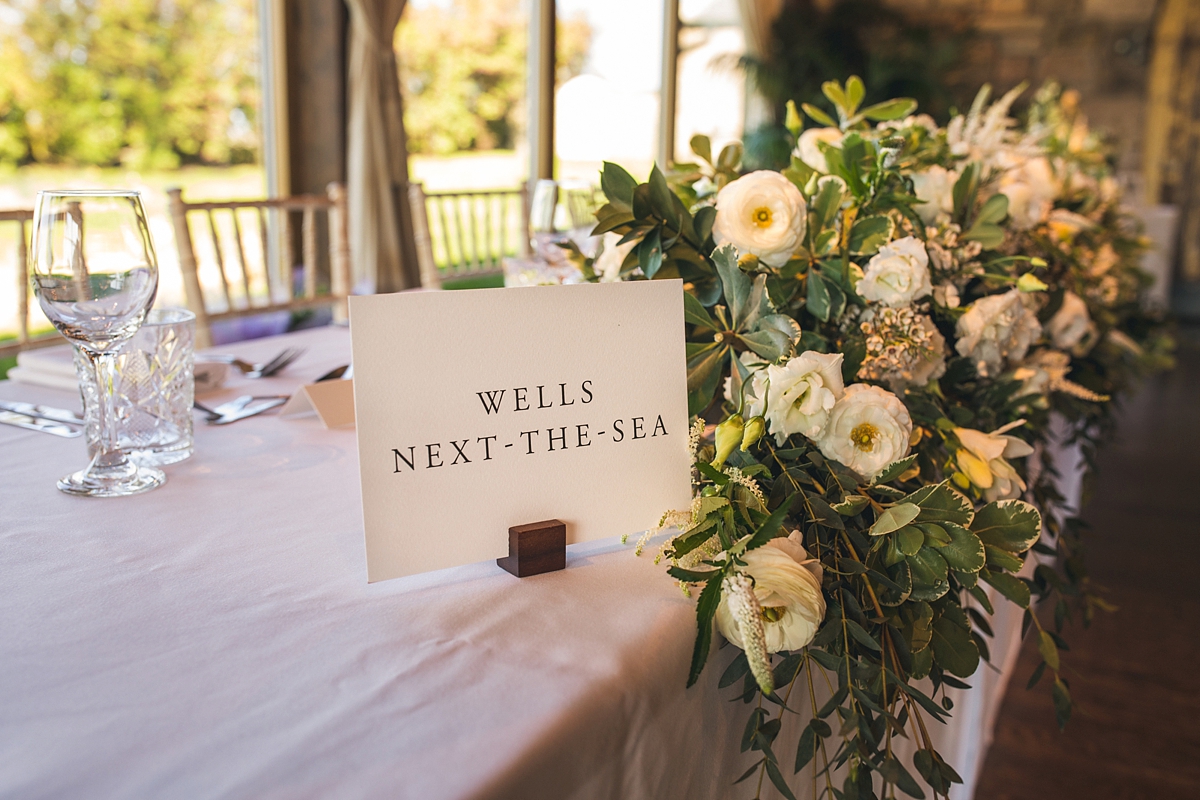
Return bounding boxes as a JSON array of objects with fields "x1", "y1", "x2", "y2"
[
  {"x1": 712, "y1": 171, "x2": 808, "y2": 268},
  {"x1": 816, "y1": 384, "x2": 913, "y2": 479},
  {"x1": 1045, "y1": 291, "x2": 1097, "y2": 355},
  {"x1": 910, "y1": 166, "x2": 957, "y2": 225},
  {"x1": 594, "y1": 231, "x2": 638, "y2": 282},
  {"x1": 955, "y1": 289, "x2": 1043, "y2": 378},
  {"x1": 954, "y1": 422, "x2": 1034, "y2": 502},
  {"x1": 998, "y1": 156, "x2": 1055, "y2": 230},
  {"x1": 716, "y1": 530, "x2": 825, "y2": 654},
  {"x1": 856, "y1": 236, "x2": 933, "y2": 307},
  {"x1": 795, "y1": 127, "x2": 844, "y2": 173},
  {"x1": 763, "y1": 351, "x2": 845, "y2": 444}
]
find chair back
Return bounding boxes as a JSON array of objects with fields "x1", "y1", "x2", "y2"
[
  {"x1": 408, "y1": 183, "x2": 530, "y2": 285},
  {"x1": 1, "y1": 209, "x2": 64, "y2": 359},
  {"x1": 168, "y1": 183, "x2": 350, "y2": 349}
]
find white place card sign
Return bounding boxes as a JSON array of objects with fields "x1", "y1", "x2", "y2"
[{"x1": 349, "y1": 280, "x2": 692, "y2": 582}]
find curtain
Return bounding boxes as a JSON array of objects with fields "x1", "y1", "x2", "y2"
[
  {"x1": 345, "y1": 0, "x2": 420, "y2": 293},
  {"x1": 737, "y1": 0, "x2": 784, "y2": 129},
  {"x1": 737, "y1": 0, "x2": 782, "y2": 59}
]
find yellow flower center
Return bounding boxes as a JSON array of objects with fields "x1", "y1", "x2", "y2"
[
  {"x1": 850, "y1": 422, "x2": 879, "y2": 452},
  {"x1": 751, "y1": 206, "x2": 773, "y2": 228},
  {"x1": 761, "y1": 606, "x2": 785, "y2": 623}
]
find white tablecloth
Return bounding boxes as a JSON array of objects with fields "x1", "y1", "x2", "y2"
[{"x1": 0, "y1": 326, "x2": 1076, "y2": 799}]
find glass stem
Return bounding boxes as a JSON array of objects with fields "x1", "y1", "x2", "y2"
[{"x1": 85, "y1": 348, "x2": 127, "y2": 470}]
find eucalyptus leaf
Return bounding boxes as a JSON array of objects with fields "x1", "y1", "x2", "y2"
[{"x1": 690, "y1": 133, "x2": 712, "y2": 165}]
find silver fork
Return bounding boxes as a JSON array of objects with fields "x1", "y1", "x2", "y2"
[{"x1": 206, "y1": 347, "x2": 305, "y2": 378}]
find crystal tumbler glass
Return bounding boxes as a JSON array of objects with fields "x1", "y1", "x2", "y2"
[{"x1": 75, "y1": 308, "x2": 196, "y2": 466}]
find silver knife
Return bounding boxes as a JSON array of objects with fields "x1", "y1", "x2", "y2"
[
  {"x1": 0, "y1": 410, "x2": 83, "y2": 438},
  {"x1": 0, "y1": 400, "x2": 85, "y2": 426},
  {"x1": 208, "y1": 396, "x2": 289, "y2": 425}
]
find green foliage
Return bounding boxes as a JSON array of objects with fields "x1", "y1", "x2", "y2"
[
  {"x1": 395, "y1": 0, "x2": 591, "y2": 154},
  {"x1": 601, "y1": 75, "x2": 1172, "y2": 799},
  {"x1": 0, "y1": 0, "x2": 260, "y2": 168}
]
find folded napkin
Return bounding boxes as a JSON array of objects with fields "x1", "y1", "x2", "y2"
[{"x1": 9, "y1": 345, "x2": 227, "y2": 395}]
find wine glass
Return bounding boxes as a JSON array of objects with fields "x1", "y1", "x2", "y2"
[{"x1": 30, "y1": 190, "x2": 165, "y2": 497}]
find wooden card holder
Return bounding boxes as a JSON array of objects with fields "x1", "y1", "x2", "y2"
[{"x1": 496, "y1": 519, "x2": 566, "y2": 577}]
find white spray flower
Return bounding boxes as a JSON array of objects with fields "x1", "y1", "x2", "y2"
[
  {"x1": 910, "y1": 166, "x2": 957, "y2": 225},
  {"x1": 856, "y1": 236, "x2": 933, "y2": 307},
  {"x1": 955, "y1": 289, "x2": 1043, "y2": 378}
]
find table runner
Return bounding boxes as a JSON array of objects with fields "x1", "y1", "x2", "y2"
[{"x1": 0, "y1": 326, "x2": 1078, "y2": 799}]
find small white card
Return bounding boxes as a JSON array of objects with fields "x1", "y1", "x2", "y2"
[{"x1": 349, "y1": 281, "x2": 692, "y2": 581}]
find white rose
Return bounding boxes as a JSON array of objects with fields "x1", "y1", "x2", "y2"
[
  {"x1": 594, "y1": 231, "x2": 638, "y2": 282},
  {"x1": 713, "y1": 171, "x2": 808, "y2": 268},
  {"x1": 856, "y1": 236, "x2": 933, "y2": 307},
  {"x1": 954, "y1": 422, "x2": 1034, "y2": 502},
  {"x1": 955, "y1": 289, "x2": 1042, "y2": 378},
  {"x1": 998, "y1": 157, "x2": 1055, "y2": 230},
  {"x1": 716, "y1": 530, "x2": 825, "y2": 654},
  {"x1": 1045, "y1": 291, "x2": 1097, "y2": 355},
  {"x1": 795, "y1": 127, "x2": 844, "y2": 173},
  {"x1": 910, "y1": 166, "x2": 957, "y2": 225},
  {"x1": 763, "y1": 350, "x2": 845, "y2": 444},
  {"x1": 816, "y1": 384, "x2": 912, "y2": 479}
]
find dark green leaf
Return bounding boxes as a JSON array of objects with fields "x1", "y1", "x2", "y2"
[
  {"x1": 686, "y1": 575, "x2": 723, "y2": 686},
  {"x1": 870, "y1": 502, "x2": 921, "y2": 536},
  {"x1": 637, "y1": 225, "x2": 663, "y2": 279},
  {"x1": 719, "y1": 651, "x2": 750, "y2": 688},
  {"x1": 980, "y1": 568, "x2": 1031, "y2": 608},
  {"x1": 874, "y1": 455, "x2": 918, "y2": 485},
  {"x1": 600, "y1": 161, "x2": 638, "y2": 210},
  {"x1": 795, "y1": 724, "x2": 818, "y2": 773},
  {"x1": 848, "y1": 215, "x2": 893, "y2": 255},
  {"x1": 880, "y1": 756, "x2": 926, "y2": 799},
  {"x1": 904, "y1": 481, "x2": 975, "y2": 526},
  {"x1": 807, "y1": 270, "x2": 832, "y2": 322},
  {"x1": 845, "y1": 619, "x2": 882, "y2": 652},
  {"x1": 931, "y1": 603, "x2": 980, "y2": 678},
  {"x1": 683, "y1": 290, "x2": 717, "y2": 331},
  {"x1": 907, "y1": 546, "x2": 950, "y2": 601},
  {"x1": 1037, "y1": 629, "x2": 1060, "y2": 671},
  {"x1": 1052, "y1": 677, "x2": 1072, "y2": 729},
  {"x1": 766, "y1": 759, "x2": 798, "y2": 800},
  {"x1": 1026, "y1": 660, "x2": 1047, "y2": 690},
  {"x1": 833, "y1": 494, "x2": 870, "y2": 516},
  {"x1": 971, "y1": 500, "x2": 1042, "y2": 553},
  {"x1": 896, "y1": 525, "x2": 925, "y2": 556},
  {"x1": 667, "y1": 565, "x2": 720, "y2": 583},
  {"x1": 985, "y1": 544, "x2": 1024, "y2": 572},
  {"x1": 936, "y1": 523, "x2": 986, "y2": 573}
]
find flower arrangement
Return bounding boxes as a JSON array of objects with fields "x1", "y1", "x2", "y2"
[{"x1": 585, "y1": 78, "x2": 1173, "y2": 799}]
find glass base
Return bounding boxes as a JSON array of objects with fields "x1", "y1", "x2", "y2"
[{"x1": 57, "y1": 462, "x2": 166, "y2": 497}]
